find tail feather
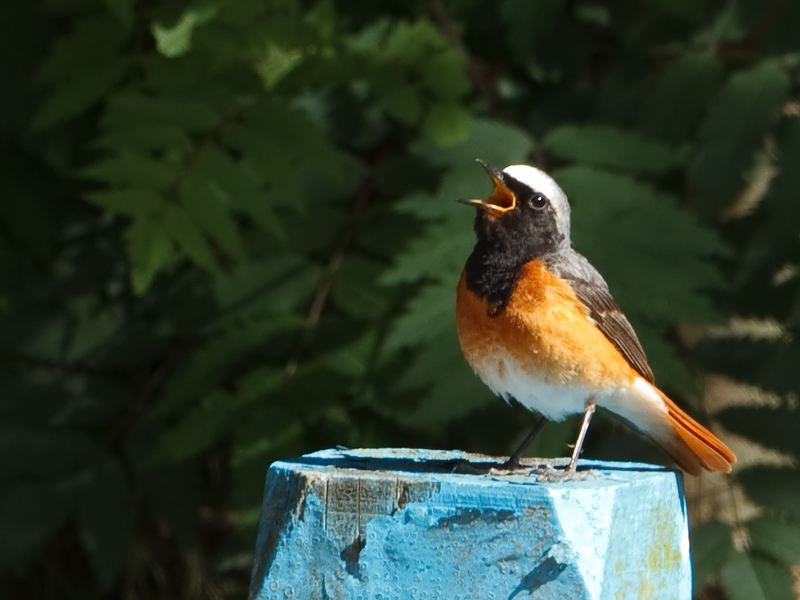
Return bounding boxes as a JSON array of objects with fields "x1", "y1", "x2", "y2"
[{"x1": 655, "y1": 389, "x2": 736, "y2": 475}]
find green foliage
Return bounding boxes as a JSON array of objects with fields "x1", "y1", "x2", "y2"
[
  {"x1": 1, "y1": 0, "x2": 799, "y2": 598},
  {"x1": 545, "y1": 125, "x2": 684, "y2": 174},
  {"x1": 688, "y1": 61, "x2": 789, "y2": 218},
  {"x1": 721, "y1": 551, "x2": 795, "y2": 600}
]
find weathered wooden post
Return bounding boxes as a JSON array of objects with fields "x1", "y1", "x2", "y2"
[{"x1": 249, "y1": 448, "x2": 690, "y2": 600}]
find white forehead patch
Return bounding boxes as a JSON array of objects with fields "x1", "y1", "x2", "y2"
[
  {"x1": 502, "y1": 164, "x2": 571, "y2": 237},
  {"x1": 502, "y1": 164, "x2": 567, "y2": 205}
]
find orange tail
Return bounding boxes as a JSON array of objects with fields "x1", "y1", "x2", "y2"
[{"x1": 655, "y1": 390, "x2": 736, "y2": 475}]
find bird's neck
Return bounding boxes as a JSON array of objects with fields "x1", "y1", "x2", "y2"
[{"x1": 464, "y1": 236, "x2": 533, "y2": 314}]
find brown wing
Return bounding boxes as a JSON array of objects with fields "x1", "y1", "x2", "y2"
[
  {"x1": 569, "y1": 278, "x2": 655, "y2": 383},
  {"x1": 545, "y1": 251, "x2": 655, "y2": 383}
]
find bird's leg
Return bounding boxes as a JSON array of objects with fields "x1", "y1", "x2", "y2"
[
  {"x1": 502, "y1": 416, "x2": 548, "y2": 469},
  {"x1": 566, "y1": 398, "x2": 596, "y2": 473}
]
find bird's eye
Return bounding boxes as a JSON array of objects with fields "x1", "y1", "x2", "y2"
[{"x1": 528, "y1": 193, "x2": 547, "y2": 209}]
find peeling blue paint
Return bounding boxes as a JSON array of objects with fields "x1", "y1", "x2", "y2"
[{"x1": 250, "y1": 448, "x2": 690, "y2": 600}]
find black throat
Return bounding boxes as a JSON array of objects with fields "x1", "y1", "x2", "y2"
[{"x1": 464, "y1": 234, "x2": 530, "y2": 316}]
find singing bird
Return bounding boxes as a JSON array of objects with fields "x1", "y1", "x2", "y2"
[{"x1": 455, "y1": 160, "x2": 736, "y2": 475}]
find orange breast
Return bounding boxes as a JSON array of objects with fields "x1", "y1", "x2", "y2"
[{"x1": 456, "y1": 260, "x2": 635, "y2": 392}]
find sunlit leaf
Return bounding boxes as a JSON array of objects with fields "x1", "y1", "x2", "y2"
[
  {"x1": 422, "y1": 102, "x2": 471, "y2": 148},
  {"x1": 152, "y1": 5, "x2": 218, "y2": 58}
]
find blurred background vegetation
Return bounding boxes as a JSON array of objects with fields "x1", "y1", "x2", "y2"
[{"x1": 1, "y1": 0, "x2": 799, "y2": 598}]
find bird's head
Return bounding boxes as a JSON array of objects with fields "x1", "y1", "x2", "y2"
[{"x1": 460, "y1": 160, "x2": 571, "y2": 257}]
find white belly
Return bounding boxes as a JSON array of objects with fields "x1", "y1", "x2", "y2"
[{"x1": 473, "y1": 350, "x2": 612, "y2": 421}]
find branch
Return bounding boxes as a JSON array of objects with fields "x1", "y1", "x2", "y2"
[{"x1": 285, "y1": 138, "x2": 397, "y2": 374}]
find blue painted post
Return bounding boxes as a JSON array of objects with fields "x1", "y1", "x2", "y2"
[{"x1": 249, "y1": 448, "x2": 691, "y2": 600}]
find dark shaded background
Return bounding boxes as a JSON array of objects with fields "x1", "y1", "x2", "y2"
[{"x1": 1, "y1": 0, "x2": 799, "y2": 598}]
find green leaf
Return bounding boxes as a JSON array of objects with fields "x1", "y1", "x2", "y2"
[
  {"x1": 102, "y1": 92, "x2": 219, "y2": 133},
  {"x1": 126, "y1": 216, "x2": 174, "y2": 294},
  {"x1": 256, "y1": 43, "x2": 303, "y2": 89},
  {"x1": 65, "y1": 303, "x2": 125, "y2": 362},
  {"x1": 394, "y1": 334, "x2": 495, "y2": 429},
  {"x1": 419, "y1": 48, "x2": 470, "y2": 101},
  {"x1": 0, "y1": 480, "x2": 81, "y2": 568},
  {"x1": 222, "y1": 124, "x2": 304, "y2": 209},
  {"x1": 210, "y1": 255, "x2": 306, "y2": 311},
  {"x1": 717, "y1": 405, "x2": 800, "y2": 458},
  {"x1": 150, "y1": 315, "x2": 303, "y2": 420},
  {"x1": 382, "y1": 19, "x2": 447, "y2": 66},
  {"x1": 377, "y1": 81, "x2": 423, "y2": 124},
  {"x1": 34, "y1": 59, "x2": 127, "y2": 129},
  {"x1": 98, "y1": 124, "x2": 192, "y2": 154},
  {"x1": 180, "y1": 174, "x2": 247, "y2": 262},
  {"x1": 152, "y1": 5, "x2": 219, "y2": 58},
  {"x1": 638, "y1": 51, "x2": 723, "y2": 143},
  {"x1": 163, "y1": 204, "x2": 219, "y2": 274},
  {"x1": 688, "y1": 61, "x2": 789, "y2": 218},
  {"x1": 720, "y1": 552, "x2": 769, "y2": 600},
  {"x1": 422, "y1": 102, "x2": 471, "y2": 148},
  {"x1": 37, "y1": 15, "x2": 128, "y2": 84},
  {"x1": 748, "y1": 516, "x2": 800, "y2": 566},
  {"x1": 690, "y1": 520, "x2": 734, "y2": 587},
  {"x1": 692, "y1": 337, "x2": 800, "y2": 397},
  {"x1": 78, "y1": 458, "x2": 131, "y2": 591},
  {"x1": 150, "y1": 390, "x2": 235, "y2": 463},
  {"x1": 331, "y1": 256, "x2": 388, "y2": 321},
  {"x1": 413, "y1": 119, "x2": 533, "y2": 169},
  {"x1": 382, "y1": 215, "x2": 473, "y2": 285},
  {"x1": 244, "y1": 100, "x2": 341, "y2": 180},
  {"x1": 190, "y1": 145, "x2": 284, "y2": 236},
  {"x1": 765, "y1": 117, "x2": 800, "y2": 261},
  {"x1": 739, "y1": 467, "x2": 800, "y2": 521},
  {"x1": 81, "y1": 152, "x2": 175, "y2": 191},
  {"x1": 722, "y1": 552, "x2": 796, "y2": 600},
  {"x1": 544, "y1": 125, "x2": 683, "y2": 174},
  {"x1": 85, "y1": 189, "x2": 164, "y2": 216},
  {"x1": 385, "y1": 279, "x2": 456, "y2": 351},
  {"x1": 749, "y1": 557, "x2": 796, "y2": 600}
]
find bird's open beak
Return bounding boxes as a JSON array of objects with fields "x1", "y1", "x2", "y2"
[{"x1": 456, "y1": 159, "x2": 517, "y2": 212}]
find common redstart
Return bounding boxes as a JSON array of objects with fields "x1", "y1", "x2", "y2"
[{"x1": 456, "y1": 160, "x2": 735, "y2": 474}]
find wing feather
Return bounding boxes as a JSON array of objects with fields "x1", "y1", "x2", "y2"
[{"x1": 546, "y1": 251, "x2": 655, "y2": 383}]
